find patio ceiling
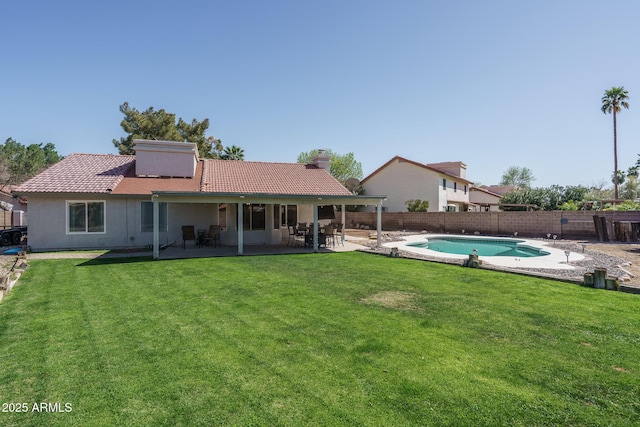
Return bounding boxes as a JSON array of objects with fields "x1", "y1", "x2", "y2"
[{"x1": 151, "y1": 191, "x2": 386, "y2": 207}]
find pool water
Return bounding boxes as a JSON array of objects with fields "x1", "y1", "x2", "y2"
[{"x1": 407, "y1": 237, "x2": 550, "y2": 257}]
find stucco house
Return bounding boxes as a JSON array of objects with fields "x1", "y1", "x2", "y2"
[
  {"x1": 360, "y1": 156, "x2": 473, "y2": 212},
  {"x1": 470, "y1": 186, "x2": 504, "y2": 211},
  {"x1": 13, "y1": 140, "x2": 386, "y2": 257}
]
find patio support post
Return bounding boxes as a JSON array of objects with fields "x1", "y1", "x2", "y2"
[
  {"x1": 237, "y1": 202, "x2": 244, "y2": 255},
  {"x1": 341, "y1": 204, "x2": 346, "y2": 243},
  {"x1": 313, "y1": 203, "x2": 319, "y2": 252},
  {"x1": 377, "y1": 201, "x2": 382, "y2": 247},
  {"x1": 152, "y1": 195, "x2": 159, "y2": 259}
]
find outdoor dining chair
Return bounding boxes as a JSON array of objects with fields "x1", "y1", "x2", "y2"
[
  {"x1": 324, "y1": 224, "x2": 336, "y2": 247},
  {"x1": 182, "y1": 225, "x2": 198, "y2": 249},
  {"x1": 202, "y1": 225, "x2": 221, "y2": 247},
  {"x1": 335, "y1": 223, "x2": 344, "y2": 246},
  {"x1": 287, "y1": 225, "x2": 299, "y2": 247}
]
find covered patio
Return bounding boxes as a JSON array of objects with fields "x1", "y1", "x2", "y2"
[{"x1": 151, "y1": 193, "x2": 386, "y2": 259}]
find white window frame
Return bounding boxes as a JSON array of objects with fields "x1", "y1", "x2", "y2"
[{"x1": 66, "y1": 200, "x2": 106, "y2": 234}]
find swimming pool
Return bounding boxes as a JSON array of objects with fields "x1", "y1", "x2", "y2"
[
  {"x1": 386, "y1": 234, "x2": 583, "y2": 270},
  {"x1": 406, "y1": 236, "x2": 550, "y2": 257}
]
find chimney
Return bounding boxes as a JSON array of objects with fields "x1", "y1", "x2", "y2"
[
  {"x1": 312, "y1": 149, "x2": 331, "y2": 172},
  {"x1": 133, "y1": 139, "x2": 199, "y2": 178}
]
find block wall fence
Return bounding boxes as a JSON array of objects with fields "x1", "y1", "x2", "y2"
[{"x1": 343, "y1": 211, "x2": 640, "y2": 240}]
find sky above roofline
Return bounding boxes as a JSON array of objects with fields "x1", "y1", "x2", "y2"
[{"x1": 2, "y1": 1, "x2": 639, "y2": 189}]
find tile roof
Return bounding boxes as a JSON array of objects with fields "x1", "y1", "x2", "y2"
[
  {"x1": 480, "y1": 185, "x2": 516, "y2": 195},
  {"x1": 111, "y1": 161, "x2": 203, "y2": 195},
  {"x1": 13, "y1": 154, "x2": 352, "y2": 197},
  {"x1": 470, "y1": 186, "x2": 503, "y2": 197},
  {"x1": 13, "y1": 153, "x2": 135, "y2": 194},
  {"x1": 201, "y1": 160, "x2": 352, "y2": 196}
]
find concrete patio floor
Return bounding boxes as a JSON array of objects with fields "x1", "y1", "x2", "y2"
[{"x1": 158, "y1": 238, "x2": 368, "y2": 260}]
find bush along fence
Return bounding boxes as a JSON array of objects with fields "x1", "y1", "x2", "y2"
[
  {"x1": 344, "y1": 210, "x2": 640, "y2": 240},
  {"x1": 0, "y1": 251, "x2": 28, "y2": 303}
]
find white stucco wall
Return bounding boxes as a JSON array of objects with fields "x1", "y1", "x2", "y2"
[
  {"x1": 470, "y1": 190, "x2": 501, "y2": 211},
  {"x1": 26, "y1": 196, "x2": 219, "y2": 251},
  {"x1": 222, "y1": 204, "x2": 283, "y2": 245},
  {"x1": 361, "y1": 160, "x2": 439, "y2": 212},
  {"x1": 362, "y1": 159, "x2": 472, "y2": 212}
]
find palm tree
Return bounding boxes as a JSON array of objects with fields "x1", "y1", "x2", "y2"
[
  {"x1": 601, "y1": 86, "x2": 630, "y2": 200},
  {"x1": 220, "y1": 145, "x2": 245, "y2": 160}
]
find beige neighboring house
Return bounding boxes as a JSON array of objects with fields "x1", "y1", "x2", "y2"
[
  {"x1": 360, "y1": 156, "x2": 473, "y2": 212},
  {"x1": 469, "y1": 185, "x2": 516, "y2": 211}
]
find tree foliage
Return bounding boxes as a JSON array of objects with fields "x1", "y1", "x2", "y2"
[
  {"x1": 296, "y1": 149, "x2": 363, "y2": 185},
  {"x1": 405, "y1": 199, "x2": 430, "y2": 212},
  {"x1": 220, "y1": 145, "x2": 245, "y2": 160},
  {"x1": 112, "y1": 102, "x2": 231, "y2": 159},
  {"x1": 613, "y1": 156, "x2": 640, "y2": 200},
  {"x1": 500, "y1": 166, "x2": 535, "y2": 188},
  {"x1": 0, "y1": 138, "x2": 61, "y2": 185},
  {"x1": 500, "y1": 185, "x2": 590, "y2": 211},
  {"x1": 601, "y1": 86, "x2": 630, "y2": 200}
]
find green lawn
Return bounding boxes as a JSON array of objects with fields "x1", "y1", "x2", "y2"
[{"x1": 1, "y1": 252, "x2": 639, "y2": 426}]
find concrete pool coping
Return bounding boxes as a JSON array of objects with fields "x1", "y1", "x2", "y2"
[{"x1": 382, "y1": 234, "x2": 585, "y2": 270}]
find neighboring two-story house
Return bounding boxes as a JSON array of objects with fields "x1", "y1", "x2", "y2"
[{"x1": 360, "y1": 156, "x2": 473, "y2": 212}]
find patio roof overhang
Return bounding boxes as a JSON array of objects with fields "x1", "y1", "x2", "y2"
[{"x1": 150, "y1": 191, "x2": 386, "y2": 206}]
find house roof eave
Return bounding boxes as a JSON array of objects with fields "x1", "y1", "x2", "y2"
[
  {"x1": 362, "y1": 156, "x2": 473, "y2": 185},
  {"x1": 151, "y1": 191, "x2": 387, "y2": 206}
]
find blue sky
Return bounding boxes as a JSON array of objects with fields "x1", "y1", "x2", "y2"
[{"x1": 2, "y1": 0, "x2": 639, "y2": 188}]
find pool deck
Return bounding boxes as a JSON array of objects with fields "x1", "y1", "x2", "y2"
[{"x1": 383, "y1": 234, "x2": 585, "y2": 270}]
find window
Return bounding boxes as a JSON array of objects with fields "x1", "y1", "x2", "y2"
[
  {"x1": 281, "y1": 204, "x2": 298, "y2": 227},
  {"x1": 251, "y1": 204, "x2": 265, "y2": 230},
  {"x1": 454, "y1": 182, "x2": 457, "y2": 192},
  {"x1": 273, "y1": 205, "x2": 280, "y2": 229},
  {"x1": 464, "y1": 185, "x2": 467, "y2": 195},
  {"x1": 240, "y1": 204, "x2": 266, "y2": 230},
  {"x1": 67, "y1": 201, "x2": 105, "y2": 233},
  {"x1": 141, "y1": 202, "x2": 168, "y2": 232},
  {"x1": 442, "y1": 178, "x2": 446, "y2": 189}
]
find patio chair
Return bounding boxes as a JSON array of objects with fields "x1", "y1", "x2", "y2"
[
  {"x1": 182, "y1": 225, "x2": 198, "y2": 249},
  {"x1": 336, "y1": 223, "x2": 344, "y2": 246},
  {"x1": 324, "y1": 224, "x2": 335, "y2": 247},
  {"x1": 202, "y1": 225, "x2": 221, "y2": 248},
  {"x1": 287, "y1": 225, "x2": 298, "y2": 247}
]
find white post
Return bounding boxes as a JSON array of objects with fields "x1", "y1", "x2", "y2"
[
  {"x1": 152, "y1": 196, "x2": 159, "y2": 259},
  {"x1": 377, "y1": 201, "x2": 382, "y2": 247},
  {"x1": 341, "y1": 204, "x2": 346, "y2": 243},
  {"x1": 237, "y1": 202, "x2": 244, "y2": 255},
  {"x1": 313, "y1": 204, "x2": 319, "y2": 252}
]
